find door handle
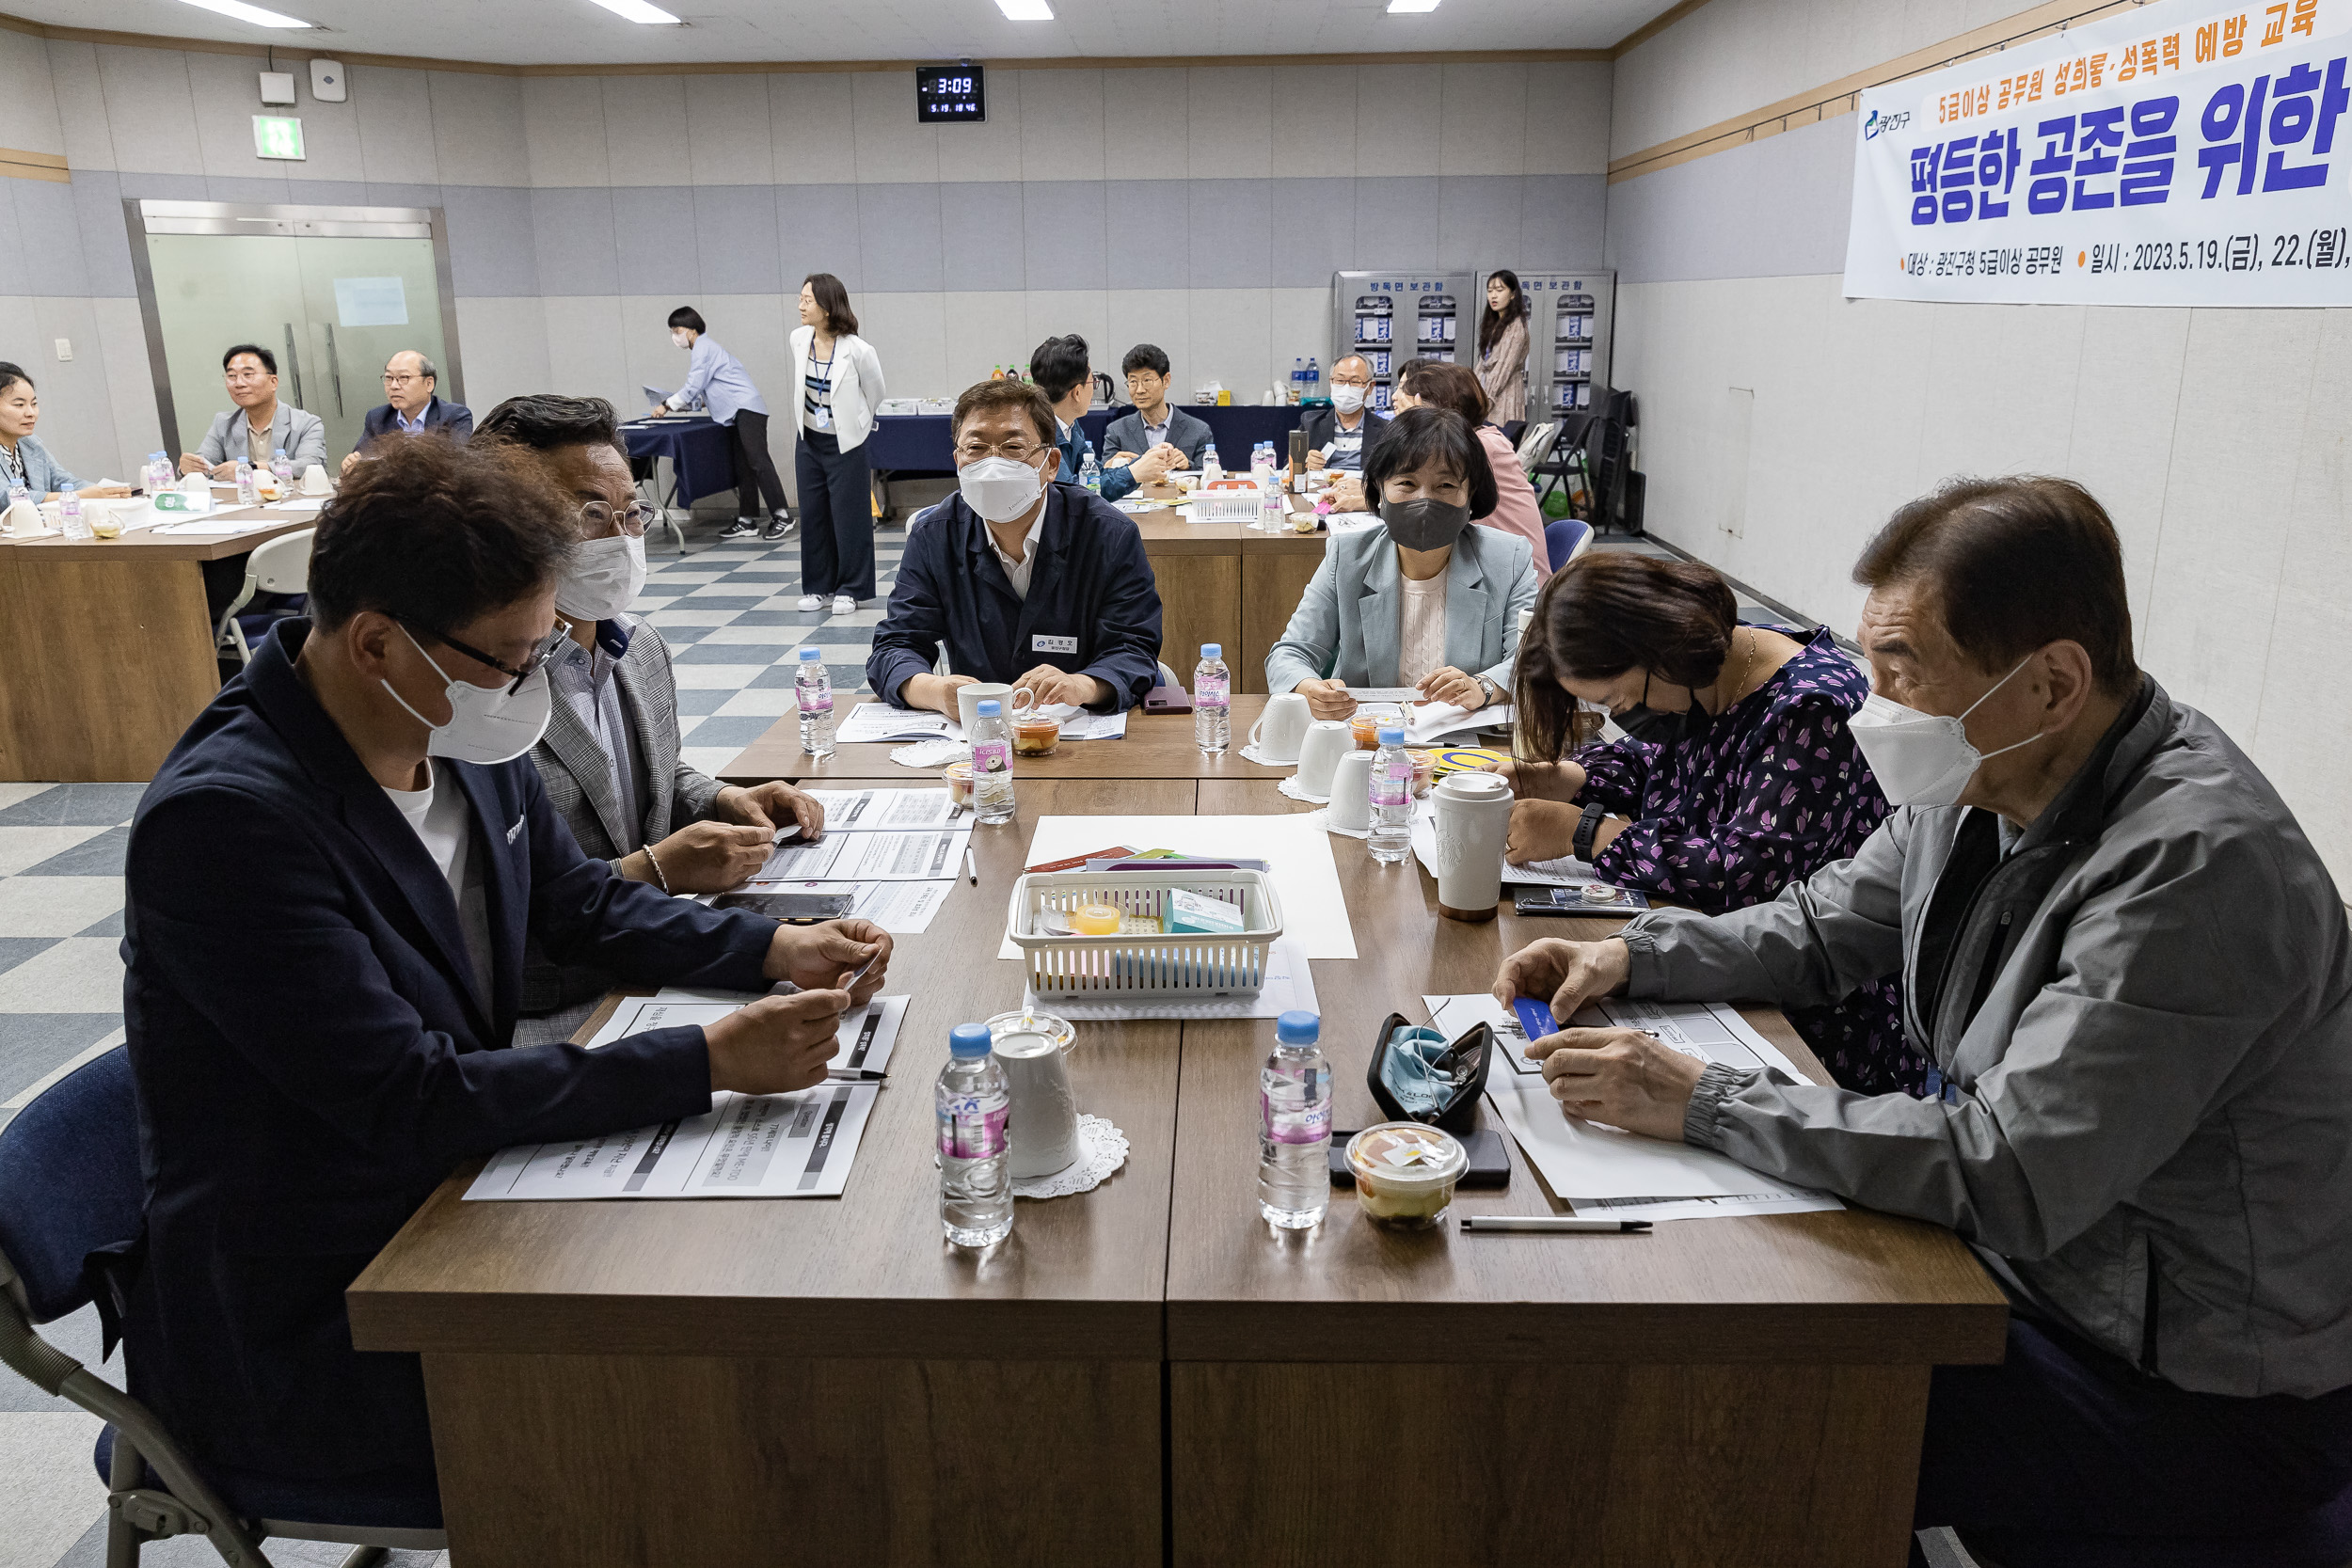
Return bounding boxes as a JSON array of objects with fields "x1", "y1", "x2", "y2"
[
  {"x1": 282, "y1": 324, "x2": 307, "y2": 411},
  {"x1": 324, "y1": 324, "x2": 344, "y2": 417}
]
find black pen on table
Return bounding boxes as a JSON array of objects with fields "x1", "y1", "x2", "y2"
[{"x1": 1460, "y1": 1216, "x2": 1651, "y2": 1234}]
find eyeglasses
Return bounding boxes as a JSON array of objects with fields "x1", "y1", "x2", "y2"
[
  {"x1": 580, "y1": 499, "x2": 653, "y2": 538},
  {"x1": 1123, "y1": 376, "x2": 1162, "y2": 392},
  {"x1": 403, "y1": 620, "x2": 569, "y2": 695},
  {"x1": 952, "y1": 438, "x2": 1045, "y2": 464},
  {"x1": 383, "y1": 372, "x2": 430, "y2": 388}
]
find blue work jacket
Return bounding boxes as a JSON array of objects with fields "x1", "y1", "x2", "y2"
[{"x1": 867, "y1": 484, "x2": 1164, "y2": 712}]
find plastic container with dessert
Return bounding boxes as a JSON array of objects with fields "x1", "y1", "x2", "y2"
[{"x1": 1345, "y1": 1122, "x2": 1468, "y2": 1229}]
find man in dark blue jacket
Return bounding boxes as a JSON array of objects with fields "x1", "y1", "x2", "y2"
[
  {"x1": 868, "y1": 378, "x2": 1163, "y2": 715},
  {"x1": 120, "y1": 434, "x2": 890, "y2": 1494},
  {"x1": 341, "y1": 349, "x2": 473, "y2": 472}
]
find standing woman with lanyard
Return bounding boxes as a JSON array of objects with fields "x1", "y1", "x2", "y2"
[
  {"x1": 655, "y1": 307, "x2": 788, "y2": 542},
  {"x1": 789, "y1": 273, "x2": 886, "y2": 616},
  {"x1": 1475, "y1": 270, "x2": 1529, "y2": 428}
]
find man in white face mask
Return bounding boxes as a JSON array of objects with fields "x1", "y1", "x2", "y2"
[
  {"x1": 118, "y1": 433, "x2": 894, "y2": 1495},
  {"x1": 475, "y1": 395, "x2": 828, "y2": 1042},
  {"x1": 869, "y1": 378, "x2": 1164, "y2": 717},
  {"x1": 1483, "y1": 476, "x2": 2352, "y2": 1558}
]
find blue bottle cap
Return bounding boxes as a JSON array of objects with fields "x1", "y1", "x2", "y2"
[
  {"x1": 1276, "y1": 1010, "x2": 1320, "y2": 1046},
  {"x1": 949, "y1": 1023, "x2": 993, "y2": 1058},
  {"x1": 977, "y1": 699, "x2": 1001, "y2": 717},
  {"x1": 1201, "y1": 643, "x2": 1221, "y2": 659},
  {"x1": 799, "y1": 646, "x2": 821, "y2": 661},
  {"x1": 1377, "y1": 724, "x2": 1405, "y2": 746}
]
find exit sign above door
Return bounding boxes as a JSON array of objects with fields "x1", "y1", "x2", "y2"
[{"x1": 252, "y1": 116, "x2": 306, "y2": 161}]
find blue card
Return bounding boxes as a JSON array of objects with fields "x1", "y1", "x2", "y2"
[{"x1": 1513, "y1": 995, "x2": 1560, "y2": 1048}]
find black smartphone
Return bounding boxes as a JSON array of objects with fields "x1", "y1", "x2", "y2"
[
  {"x1": 1329, "y1": 1127, "x2": 1512, "y2": 1189},
  {"x1": 710, "y1": 892, "x2": 854, "y2": 923}
]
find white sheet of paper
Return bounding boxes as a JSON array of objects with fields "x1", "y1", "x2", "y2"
[
  {"x1": 1486, "y1": 1073, "x2": 1841, "y2": 1209},
  {"x1": 1424, "y1": 992, "x2": 1811, "y2": 1085},
  {"x1": 835, "y1": 702, "x2": 961, "y2": 744},
  {"x1": 332, "y1": 275, "x2": 408, "y2": 326},
  {"x1": 1001, "y1": 814, "x2": 1356, "y2": 959},
  {"x1": 803, "y1": 787, "x2": 959, "y2": 831},
  {"x1": 1024, "y1": 936, "x2": 1320, "y2": 1021},
  {"x1": 265, "y1": 498, "x2": 328, "y2": 513},
  {"x1": 733, "y1": 879, "x2": 952, "y2": 934},
  {"x1": 153, "y1": 518, "x2": 275, "y2": 536},
  {"x1": 585, "y1": 992, "x2": 906, "y2": 1076},
  {"x1": 1404, "y1": 700, "x2": 1511, "y2": 744},
  {"x1": 463, "y1": 1083, "x2": 878, "y2": 1200},
  {"x1": 750, "y1": 827, "x2": 970, "y2": 884}
]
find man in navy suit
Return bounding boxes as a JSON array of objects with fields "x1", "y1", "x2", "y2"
[
  {"x1": 868, "y1": 378, "x2": 1163, "y2": 716},
  {"x1": 120, "y1": 434, "x2": 891, "y2": 1495},
  {"x1": 341, "y1": 349, "x2": 473, "y2": 472}
]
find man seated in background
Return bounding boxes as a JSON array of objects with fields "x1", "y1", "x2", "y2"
[
  {"x1": 121, "y1": 433, "x2": 890, "y2": 1499},
  {"x1": 1301, "y1": 354, "x2": 1395, "y2": 514},
  {"x1": 342, "y1": 349, "x2": 473, "y2": 473},
  {"x1": 868, "y1": 378, "x2": 1162, "y2": 716},
  {"x1": 180, "y1": 343, "x2": 327, "y2": 479},
  {"x1": 1492, "y1": 476, "x2": 2352, "y2": 1561},
  {"x1": 472, "y1": 393, "x2": 825, "y2": 1045},
  {"x1": 1029, "y1": 333, "x2": 1166, "y2": 502},
  {"x1": 1102, "y1": 342, "x2": 1211, "y2": 475}
]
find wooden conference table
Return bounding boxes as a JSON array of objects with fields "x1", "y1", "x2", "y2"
[
  {"x1": 1127, "y1": 485, "x2": 1327, "y2": 694},
  {"x1": 350, "y1": 714, "x2": 2009, "y2": 1567},
  {"x1": 0, "y1": 493, "x2": 314, "y2": 782}
]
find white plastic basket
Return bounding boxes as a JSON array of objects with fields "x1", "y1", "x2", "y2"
[
  {"x1": 1185, "y1": 489, "x2": 1264, "y2": 524},
  {"x1": 1007, "y1": 868, "x2": 1285, "y2": 998}
]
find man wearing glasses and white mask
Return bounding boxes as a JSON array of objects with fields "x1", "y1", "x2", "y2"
[
  {"x1": 474, "y1": 395, "x2": 827, "y2": 1044},
  {"x1": 868, "y1": 378, "x2": 1163, "y2": 717}
]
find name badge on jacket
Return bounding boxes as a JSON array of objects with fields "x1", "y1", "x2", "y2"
[{"x1": 1032, "y1": 634, "x2": 1078, "y2": 656}]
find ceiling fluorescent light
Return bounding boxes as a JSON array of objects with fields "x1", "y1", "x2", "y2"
[
  {"x1": 176, "y1": 0, "x2": 314, "y2": 27},
  {"x1": 995, "y1": 0, "x2": 1055, "y2": 19},
  {"x1": 1386, "y1": 0, "x2": 1441, "y2": 11},
  {"x1": 586, "y1": 0, "x2": 685, "y2": 22}
]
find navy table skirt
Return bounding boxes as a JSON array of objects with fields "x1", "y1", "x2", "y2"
[
  {"x1": 622, "y1": 417, "x2": 737, "y2": 506},
  {"x1": 866, "y1": 404, "x2": 1307, "y2": 475}
]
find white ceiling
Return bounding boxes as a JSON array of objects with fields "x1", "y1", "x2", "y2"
[{"x1": 20, "y1": 0, "x2": 1676, "y2": 68}]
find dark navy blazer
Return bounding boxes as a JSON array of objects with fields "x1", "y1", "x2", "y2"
[
  {"x1": 119, "y1": 620, "x2": 773, "y2": 1480},
  {"x1": 354, "y1": 395, "x2": 473, "y2": 456},
  {"x1": 866, "y1": 484, "x2": 1164, "y2": 713}
]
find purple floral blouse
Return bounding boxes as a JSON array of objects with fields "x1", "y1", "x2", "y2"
[{"x1": 1573, "y1": 627, "x2": 1929, "y2": 1096}]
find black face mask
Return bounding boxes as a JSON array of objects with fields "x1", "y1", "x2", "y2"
[
  {"x1": 1615, "y1": 672, "x2": 1713, "y2": 745},
  {"x1": 1378, "y1": 496, "x2": 1472, "y2": 552}
]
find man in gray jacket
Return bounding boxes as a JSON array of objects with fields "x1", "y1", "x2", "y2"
[
  {"x1": 1495, "y1": 477, "x2": 2352, "y2": 1559},
  {"x1": 179, "y1": 343, "x2": 328, "y2": 478}
]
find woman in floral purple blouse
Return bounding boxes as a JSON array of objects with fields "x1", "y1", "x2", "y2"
[{"x1": 1497, "y1": 553, "x2": 1926, "y2": 1095}]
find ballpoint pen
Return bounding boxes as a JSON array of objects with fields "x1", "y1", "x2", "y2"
[
  {"x1": 964, "y1": 846, "x2": 978, "y2": 884},
  {"x1": 1460, "y1": 1216, "x2": 1652, "y2": 1234},
  {"x1": 827, "y1": 1068, "x2": 888, "y2": 1082}
]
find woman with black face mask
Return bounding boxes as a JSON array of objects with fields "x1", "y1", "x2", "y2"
[
  {"x1": 1265, "y1": 406, "x2": 1539, "y2": 720},
  {"x1": 1494, "y1": 553, "x2": 1923, "y2": 1095}
]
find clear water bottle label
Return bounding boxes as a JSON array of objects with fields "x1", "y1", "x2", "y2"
[
  {"x1": 1197, "y1": 672, "x2": 1228, "y2": 710},
  {"x1": 972, "y1": 739, "x2": 1010, "y2": 776},
  {"x1": 797, "y1": 688, "x2": 833, "y2": 714},
  {"x1": 1371, "y1": 759, "x2": 1411, "y2": 807},
  {"x1": 1262, "y1": 1085, "x2": 1332, "y2": 1145},
  {"x1": 939, "y1": 1103, "x2": 1008, "y2": 1158}
]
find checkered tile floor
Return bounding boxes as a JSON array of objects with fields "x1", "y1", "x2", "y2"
[{"x1": 0, "y1": 522, "x2": 1806, "y2": 1565}]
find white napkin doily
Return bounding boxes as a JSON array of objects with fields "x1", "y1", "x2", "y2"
[
  {"x1": 1239, "y1": 743, "x2": 1304, "y2": 768},
  {"x1": 1310, "y1": 808, "x2": 1371, "y2": 839},
  {"x1": 891, "y1": 737, "x2": 970, "y2": 768},
  {"x1": 1278, "y1": 774, "x2": 1331, "y2": 804},
  {"x1": 1012, "y1": 1115, "x2": 1130, "y2": 1200}
]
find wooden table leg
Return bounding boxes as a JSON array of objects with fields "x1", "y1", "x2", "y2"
[
  {"x1": 1145, "y1": 545, "x2": 1242, "y2": 686},
  {"x1": 1172, "y1": 1361, "x2": 1930, "y2": 1567},
  {"x1": 421, "y1": 1353, "x2": 1163, "y2": 1566},
  {"x1": 1239, "y1": 550, "x2": 1323, "y2": 696}
]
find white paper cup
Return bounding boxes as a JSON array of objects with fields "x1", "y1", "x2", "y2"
[{"x1": 1326, "y1": 752, "x2": 1375, "y2": 832}]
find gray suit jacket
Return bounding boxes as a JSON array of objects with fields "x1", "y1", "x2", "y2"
[
  {"x1": 1102, "y1": 405, "x2": 1215, "y2": 467},
  {"x1": 1264, "y1": 523, "x2": 1536, "y2": 696},
  {"x1": 197, "y1": 404, "x2": 328, "y2": 471},
  {"x1": 521, "y1": 619, "x2": 727, "y2": 1016}
]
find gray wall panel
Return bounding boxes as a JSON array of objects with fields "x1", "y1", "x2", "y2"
[{"x1": 1605, "y1": 118, "x2": 1851, "y2": 284}]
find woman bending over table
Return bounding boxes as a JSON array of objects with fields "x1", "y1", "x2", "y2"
[{"x1": 1492, "y1": 553, "x2": 1923, "y2": 1095}]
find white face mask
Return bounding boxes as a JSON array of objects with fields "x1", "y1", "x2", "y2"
[
  {"x1": 381, "y1": 626, "x2": 554, "y2": 766},
  {"x1": 671, "y1": 331, "x2": 691, "y2": 349},
  {"x1": 555, "y1": 531, "x2": 646, "y2": 622},
  {"x1": 1848, "y1": 657, "x2": 2045, "y2": 809},
  {"x1": 1330, "y1": 383, "x2": 1367, "y2": 414},
  {"x1": 958, "y1": 454, "x2": 1045, "y2": 524}
]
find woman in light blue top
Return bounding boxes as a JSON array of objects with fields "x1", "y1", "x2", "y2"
[
  {"x1": 0, "y1": 362, "x2": 129, "y2": 499},
  {"x1": 653, "y1": 306, "x2": 787, "y2": 541},
  {"x1": 1265, "y1": 407, "x2": 1537, "y2": 720}
]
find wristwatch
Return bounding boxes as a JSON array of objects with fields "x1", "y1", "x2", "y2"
[{"x1": 1572, "y1": 800, "x2": 1607, "y2": 863}]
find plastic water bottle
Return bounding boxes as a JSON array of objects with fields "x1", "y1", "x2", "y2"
[
  {"x1": 1368, "y1": 722, "x2": 1413, "y2": 863},
  {"x1": 1259, "y1": 490, "x2": 1286, "y2": 533},
  {"x1": 970, "y1": 698, "x2": 1014, "y2": 824},
  {"x1": 1258, "y1": 1009, "x2": 1332, "y2": 1229},
  {"x1": 938, "y1": 1023, "x2": 1013, "y2": 1248},
  {"x1": 269, "y1": 447, "x2": 293, "y2": 490},
  {"x1": 58, "y1": 483, "x2": 88, "y2": 539},
  {"x1": 1079, "y1": 441, "x2": 1102, "y2": 496},
  {"x1": 795, "y1": 646, "x2": 835, "y2": 756},
  {"x1": 143, "y1": 451, "x2": 171, "y2": 494},
  {"x1": 1194, "y1": 643, "x2": 1230, "y2": 754},
  {"x1": 234, "y1": 459, "x2": 258, "y2": 507},
  {"x1": 1201, "y1": 443, "x2": 1223, "y2": 483},
  {"x1": 1291, "y1": 356, "x2": 1305, "y2": 403},
  {"x1": 1308, "y1": 356, "x2": 1321, "y2": 398}
]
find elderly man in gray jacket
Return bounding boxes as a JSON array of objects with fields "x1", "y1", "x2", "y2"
[{"x1": 1496, "y1": 476, "x2": 2352, "y2": 1560}]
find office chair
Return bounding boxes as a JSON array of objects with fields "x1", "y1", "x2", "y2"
[
  {"x1": 0, "y1": 1050, "x2": 447, "y2": 1568},
  {"x1": 213, "y1": 528, "x2": 315, "y2": 665},
  {"x1": 1541, "y1": 517, "x2": 1594, "y2": 574}
]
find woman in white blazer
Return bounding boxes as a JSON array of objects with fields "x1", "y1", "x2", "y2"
[{"x1": 789, "y1": 274, "x2": 888, "y2": 614}]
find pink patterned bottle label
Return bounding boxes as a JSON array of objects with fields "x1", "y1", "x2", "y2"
[
  {"x1": 1197, "y1": 672, "x2": 1228, "y2": 710},
  {"x1": 940, "y1": 1105, "x2": 1008, "y2": 1158},
  {"x1": 972, "y1": 739, "x2": 1010, "y2": 774},
  {"x1": 1370, "y1": 758, "x2": 1411, "y2": 807},
  {"x1": 797, "y1": 689, "x2": 833, "y2": 714}
]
